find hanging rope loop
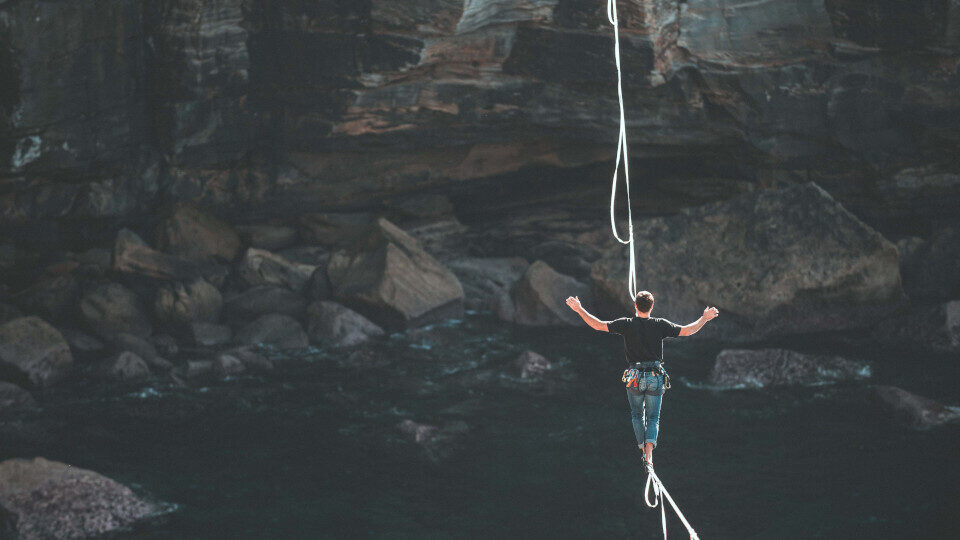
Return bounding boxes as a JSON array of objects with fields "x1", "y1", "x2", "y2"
[{"x1": 606, "y1": 0, "x2": 638, "y2": 301}]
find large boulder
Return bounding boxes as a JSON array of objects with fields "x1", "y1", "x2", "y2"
[
  {"x1": 79, "y1": 283, "x2": 152, "y2": 339},
  {"x1": 447, "y1": 257, "x2": 529, "y2": 312},
  {"x1": 709, "y1": 348, "x2": 871, "y2": 388},
  {"x1": 592, "y1": 183, "x2": 904, "y2": 341},
  {"x1": 327, "y1": 218, "x2": 464, "y2": 331},
  {"x1": 222, "y1": 285, "x2": 307, "y2": 321},
  {"x1": 153, "y1": 278, "x2": 223, "y2": 332},
  {"x1": 112, "y1": 229, "x2": 194, "y2": 280},
  {"x1": 237, "y1": 248, "x2": 317, "y2": 292},
  {"x1": 108, "y1": 351, "x2": 152, "y2": 382},
  {"x1": 306, "y1": 301, "x2": 385, "y2": 348},
  {"x1": 871, "y1": 386, "x2": 960, "y2": 430},
  {"x1": 235, "y1": 313, "x2": 309, "y2": 349},
  {"x1": 0, "y1": 317, "x2": 74, "y2": 388},
  {"x1": 154, "y1": 202, "x2": 241, "y2": 262},
  {"x1": 499, "y1": 260, "x2": 591, "y2": 326},
  {"x1": 0, "y1": 457, "x2": 171, "y2": 538},
  {"x1": 113, "y1": 228, "x2": 200, "y2": 281},
  {"x1": 872, "y1": 301, "x2": 960, "y2": 353}
]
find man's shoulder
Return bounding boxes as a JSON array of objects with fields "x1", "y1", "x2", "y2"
[
  {"x1": 650, "y1": 316, "x2": 681, "y2": 329},
  {"x1": 606, "y1": 316, "x2": 635, "y2": 335},
  {"x1": 651, "y1": 316, "x2": 683, "y2": 336}
]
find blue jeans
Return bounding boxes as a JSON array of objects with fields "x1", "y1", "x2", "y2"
[{"x1": 626, "y1": 372, "x2": 664, "y2": 448}]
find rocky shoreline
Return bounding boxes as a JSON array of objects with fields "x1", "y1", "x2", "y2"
[
  {"x1": 1, "y1": 0, "x2": 958, "y2": 535},
  {"x1": 1, "y1": 182, "x2": 955, "y2": 423}
]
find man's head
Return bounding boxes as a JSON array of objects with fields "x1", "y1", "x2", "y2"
[{"x1": 634, "y1": 290, "x2": 654, "y2": 315}]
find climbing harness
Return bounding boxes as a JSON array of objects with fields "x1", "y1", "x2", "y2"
[
  {"x1": 606, "y1": 0, "x2": 638, "y2": 302},
  {"x1": 644, "y1": 462, "x2": 700, "y2": 540},
  {"x1": 621, "y1": 363, "x2": 668, "y2": 390}
]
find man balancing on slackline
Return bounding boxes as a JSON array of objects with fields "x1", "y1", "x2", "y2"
[{"x1": 565, "y1": 291, "x2": 718, "y2": 466}]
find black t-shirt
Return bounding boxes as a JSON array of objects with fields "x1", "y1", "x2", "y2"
[{"x1": 607, "y1": 316, "x2": 682, "y2": 365}]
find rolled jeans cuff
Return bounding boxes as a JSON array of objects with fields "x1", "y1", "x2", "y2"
[{"x1": 644, "y1": 439, "x2": 658, "y2": 448}]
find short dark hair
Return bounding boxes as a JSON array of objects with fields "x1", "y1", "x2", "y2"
[{"x1": 635, "y1": 291, "x2": 654, "y2": 313}]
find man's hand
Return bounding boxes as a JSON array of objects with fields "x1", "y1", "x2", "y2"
[
  {"x1": 566, "y1": 296, "x2": 608, "y2": 332},
  {"x1": 679, "y1": 307, "x2": 719, "y2": 336}
]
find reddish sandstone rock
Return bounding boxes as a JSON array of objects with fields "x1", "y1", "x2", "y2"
[
  {"x1": 114, "y1": 228, "x2": 200, "y2": 281},
  {"x1": 154, "y1": 202, "x2": 241, "y2": 262}
]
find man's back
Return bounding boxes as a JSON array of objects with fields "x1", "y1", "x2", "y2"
[{"x1": 607, "y1": 316, "x2": 682, "y2": 365}]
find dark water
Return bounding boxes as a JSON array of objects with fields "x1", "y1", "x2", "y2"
[{"x1": 1, "y1": 314, "x2": 958, "y2": 539}]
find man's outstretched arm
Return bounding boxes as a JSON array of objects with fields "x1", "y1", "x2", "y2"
[
  {"x1": 678, "y1": 307, "x2": 719, "y2": 336},
  {"x1": 565, "y1": 296, "x2": 609, "y2": 332}
]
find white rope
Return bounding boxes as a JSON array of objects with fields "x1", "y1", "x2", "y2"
[
  {"x1": 644, "y1": 463, "x2": 700, "y2": 540},
  {"x1": 606, "y1": 0, "x2": 638, "y2": 302}
]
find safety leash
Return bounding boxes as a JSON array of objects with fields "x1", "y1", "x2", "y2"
[
  {"x1": 606, "y1": 0, "x2": 638, "y2": 302},
  {"x1": 644, "y1": 463, "x2": 700, "y2": 539}
]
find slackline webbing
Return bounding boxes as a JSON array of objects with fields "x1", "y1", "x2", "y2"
[{"x1": 645, "y1": 463, "x2": 700, "y2": 540}]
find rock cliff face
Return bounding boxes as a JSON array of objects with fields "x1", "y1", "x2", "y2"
[
  {"x1": 1, "y1": 0, "x2": 958, "y2": 241},
  {"x1": 591, "y1": 182, "x2": 905, "y2": 340}
]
